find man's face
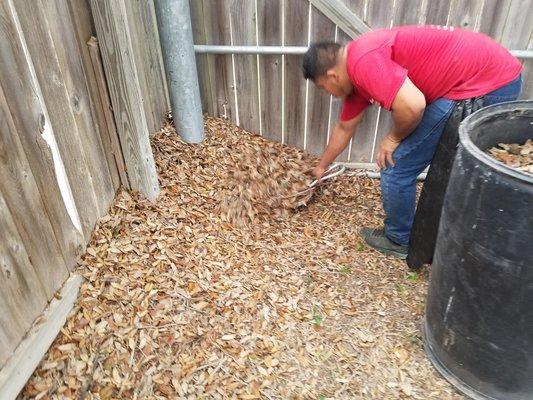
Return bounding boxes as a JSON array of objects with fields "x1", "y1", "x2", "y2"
[{"x1": 314, "y1": 73, "x2": 345, "y2": 97}]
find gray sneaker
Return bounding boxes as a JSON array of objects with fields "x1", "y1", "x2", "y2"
[{"x1": 360, "y1": 227, "x2": 408, "y2": 259}]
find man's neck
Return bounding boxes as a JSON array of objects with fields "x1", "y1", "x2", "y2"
[{"x1": 339, "y1": 46, "x2": 353, "y2": 96}]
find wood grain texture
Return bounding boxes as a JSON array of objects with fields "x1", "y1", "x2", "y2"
[
  {"x1": 517, "y1": 26, "x2": 533, "y2": 100},
  {"x1": 91, "y1": 0, "x2": 160, "y2": 201},
  {"x1": 13, "y1": 0, "x2": 102, "y2": 239},
  {"x1": 87, "y1": 37, "x2": 130, "y2": 189},
  {"x1": 499, "y1": 0, "x2": 532, "y2": 49},
  {"x1": 189, "y1": 0, "x2": 216, "y2": 116},
  {"x1": 257, "y1": 0, "x2": 283, "y2": 143},
  {"x1": 0, "y1": 189, "x2": 48, "y2": 369},
  {"x1": 124, "y1": 0, "x2": 169, "y2": 132},
  {"x1": 0, "y1": 0, "x2": 84, "y2": 267},
  {"x1": 447, "y1": 0, "x2": 484, "y2": 30},
  {"x1": 306, "y1": 6, "x2": 336, "y2": 156},
  {"x1": 498, "y1": 0, "x2": 532, "y2": 100},
  {"x1": 310, "y1": 0, "x2": 371, "y2": 37},
  {"x1": 68, "y1": 0, "x2": 122, "y2": 191},
  {"x1": 284, "y1": 0, "x2": 309, "y2": 149},
  {"x1": 230, "y1": 0, "x2": 261, "y2": 134},
  {"x1": 208, "y1": 0, "x2": 237, "y2": 123},
  {"x1": 0, "y1": 81, "x2": 69, "y2": 299},
  {"x1": 425, "y1": 0, "x2": 452, "y2": 25},
  {"x1": 41, "y1": 0, "x2": 116, "y2": 215},
  {"x1": 392, "y1": 0, "x2": 425, "y2": 26},
  {"x1": 477, "y1": 0, "x2": 512, "y2": 39}
]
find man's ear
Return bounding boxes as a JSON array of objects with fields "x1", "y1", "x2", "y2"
[{"x1": 326, "y1": 69, "x2": 339, "y2": 82}]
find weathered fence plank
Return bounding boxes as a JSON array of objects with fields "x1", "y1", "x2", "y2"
[
  {"x1": 499, "y1": 0, "x2": 532, "y2": 49},
  {"x1": 13, "y1": 0, "x2": 103, "y2": 238},
  {"x1": 68, "y1": 0, "x2": 124, "y2": 191},
  {"x1": 0, "y1": 83, "x2": 69, "y2": 298},
  {"x1": 477, "y1": 0, "x2": 512, "y2": 39},
  {"x1": 190, "y1": 0, "x2": 216, "y2": 116},
  {"x1": 447, "y1": 0, "x2": 484, "y2": 30},
  {"x1": 0, "y1": 1, "x2": 84, "y2": 267},
  {"x1": 0, "y1": 189, "x2": 48, "y2": 368},
  {"x1": 209, "y1": 1, "x2": 237, "y2": 124},
  {"x1": 230, "y1": 0, "x2": 261, "y2": 134},
  {"x1": 91, "y1": 0, "x2": 160, "y2": 201},
  {"x1": 306, "y1": 6, "x2": 336, "y2": 156},
  {"x1": 522, "y1": 41, "x2": 533, "y2": 100},
  {"x1": 284, "y1": 0, "x2": 309, "y2": 149},
  {"x1": 498, "y1": 0, "x2": 533, "y2": 101},
  {"x1": 42, "y1": 0, "x2": 116, "y2": 215},
  {"x1": 124, "y1": 0, "x2": 169, "y2": 133},
  {"x1": 425, "y1": 0, "x2": 452, "y2": 25},
  {"x1": 257, "y1": 0, "x2": 283, "y2": 143},
  {"x1": 392, "y1": 0, "x2": 425, "y2": 25},
  {"x1": 87, "y1": 37, "x2": 130, "y2": 189}
]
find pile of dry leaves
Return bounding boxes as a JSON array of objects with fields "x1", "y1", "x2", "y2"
[
  {"x1": 217, "y1": 139, "x2": 313, "y2": 226},
  {"x1": 487, "y1": 139, "x2": 533, "y2": 174},
  {"x1": 20, "y1": 118, "x2": 463, "y2": 399}
]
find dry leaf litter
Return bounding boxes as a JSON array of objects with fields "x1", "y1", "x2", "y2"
[
  {"x1": 487, "y1": 139, "x2": 533, "y2": 174},
  {"x1": 19, "y1": 117, "x2": 465, "y2": 400}
]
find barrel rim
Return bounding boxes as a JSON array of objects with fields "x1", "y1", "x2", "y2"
[
  {"x1": 459, "y1": 100, "x2": 533, "y2": 184},
  {"x1": 422, "y1": 318, "x2": 500, "y2": 400}
]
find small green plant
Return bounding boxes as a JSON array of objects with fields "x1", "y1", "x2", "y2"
[
  {"x1": 356, "y1": 242, "x2": 365, "y2": 251},
  {"x1": 312, "y1": 307, "x2": 323, "y2": 325},
  {"x1": 408, "y1": 334, "x2": 421, "y2": 345},
  {"x1": 395, "y1": 283, "x2": 407, "y2": 296},
  {"x1": 339, "y1": 265, "x2": 350, "y2": 274},
  {"x1": 407, "y1": 271, "x2": 419, "y2": 281},
  {"x1": 318, "y1": 396, "x2": 326, "y2": 400}
]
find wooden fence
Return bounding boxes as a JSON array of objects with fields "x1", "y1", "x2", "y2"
[
  {"x1": 190, "y1": 0, "x2": 533, "y2": 163},
  {"x1": 0, "y1": 0, "x2": 167, "y2": 383}
]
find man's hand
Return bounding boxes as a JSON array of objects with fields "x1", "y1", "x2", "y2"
[
  {"x1": 376, "y1": 134, "x2": 401, "y2": 170},
  {"x1": 312, "y1": 165, "x2": 327, "y2": 183},
  {"x1": 375, "y1": 77, "x2": 426, "y2": 170}
]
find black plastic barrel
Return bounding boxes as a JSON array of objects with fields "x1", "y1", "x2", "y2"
[{"x1": 423, "y1": 101, "x2": 533, "y2": 400}]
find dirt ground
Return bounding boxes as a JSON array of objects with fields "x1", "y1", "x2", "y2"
[{"x1": 20, "y1": 118, "x2": 465, "y2": 399}]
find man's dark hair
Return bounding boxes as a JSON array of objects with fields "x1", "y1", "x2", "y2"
[{"x1": 302, "y1": 42, "x2": 342, "y2": 80}]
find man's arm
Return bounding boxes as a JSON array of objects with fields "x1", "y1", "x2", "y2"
[
  {"x1": 376, "y1": 77, "x2": 426, "y2": 169},
  {"x1": 312, "y1": 112, "x2": 364, "y2": 180}
]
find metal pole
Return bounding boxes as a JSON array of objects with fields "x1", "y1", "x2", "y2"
[
  {"x1": 155, "y1": 0, "x2": 204, "y2": 143},
  {"x1": 510, "y1": 50, "x2": 533, "y2": 59},
  {"x1": 194, "y1": 45, "x2": 308, "y2": 55},
  {"x1": 193, "y1": 45, "x2": 533, "y2": 59}
]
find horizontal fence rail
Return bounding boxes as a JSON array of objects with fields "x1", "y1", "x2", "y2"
[{"x1": 194, "y1": 45, "x2": 533, "y2": 58}]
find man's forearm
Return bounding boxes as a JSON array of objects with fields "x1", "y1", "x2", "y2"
[{"x1": 318, "y1": 124, "x2": 354, "y2": 168}]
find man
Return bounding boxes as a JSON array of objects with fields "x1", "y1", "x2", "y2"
[{"x1": 303, "y1": 25, "x2": 522, "y2": 259}]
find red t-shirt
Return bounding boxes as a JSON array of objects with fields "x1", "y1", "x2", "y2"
[{"x1": 340, "y1": 25, "x2": 522, "y2": 121}]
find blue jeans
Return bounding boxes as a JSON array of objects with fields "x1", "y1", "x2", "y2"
[{"x1": 380, "y1": 75, "x2": 522, "y2": 246}]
